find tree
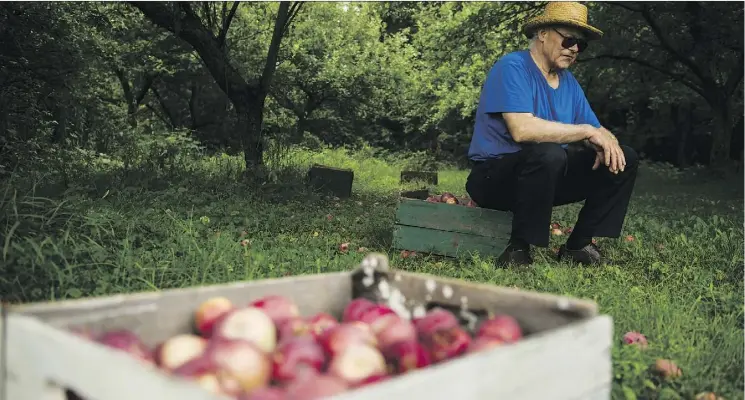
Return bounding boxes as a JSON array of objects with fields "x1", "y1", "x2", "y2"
[{"x1": 130, "y1": 1, "x2": 303, "y2": 173}]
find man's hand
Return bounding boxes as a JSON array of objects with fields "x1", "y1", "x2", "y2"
[{"x1": 586, "y1": 127, "x2": 625, "y2": 174}]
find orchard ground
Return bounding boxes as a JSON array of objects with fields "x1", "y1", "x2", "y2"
[{"x1": 2, "y1": 146, "x2": 743, "y2": 399}]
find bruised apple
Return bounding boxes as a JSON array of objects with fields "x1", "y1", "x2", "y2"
[
  {"x1": 342, "y1": 298, "x2": 377, "y2": 322},
  {"x1": 306, "y1": 312, "x2": 339, "y2": 341},
  {"x1": 250, "y1": 295, "x2": 300, "y2": 325},
  {"x1": 275, "y1": 317, "x2": 312, "y2": 343},
  {"x1": 319, "y1": 323, "x2": 377, "y2": 358},
  {"x1": 420, "y1": 326, "x2": 472, "y2": 363},
  {"x1": 194, "y1": 296, "x2": 235, "y2": 337},
  {"x1": 374, "y1": 316, "x2": 417, "y2": 349},
  {"x1": 413, "y1": 308, "x2": 460, "y2": 337},
  {"x1": 382, "y1": 340, "x2": 431, "y2": 374},
  {"x1": 97, "y1": 330, "x2": 154, "y2": 364},
  {"x1": 476, "y1": 315, "x2": 523, "y2": 343},
  {"x1": 356, "y1": 305, "x2": 396, "y2": 332},
  {"x1": 272, "y1": 337, "x2": 326, "y2": 385},
  {"x1": 212, "y1": 307, "x2": 277, "y2": 353},
  {"x1": 328, "y1": 344, "x2": 387, "y2": 386},
  {"x1": 155, "y1": 334, "x2": 208, "y2": 371},
  {"x1": 174, "y1": 338, "x2": 271, "y2": 396}
]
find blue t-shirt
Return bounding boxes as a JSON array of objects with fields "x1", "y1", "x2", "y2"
[{"x1": 468, "y1": 50, "x2": 601, "y2": 161}]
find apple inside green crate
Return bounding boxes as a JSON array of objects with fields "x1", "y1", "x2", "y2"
[{"x1": 71, "y1": 293, "x2": 541, "y2": 399}]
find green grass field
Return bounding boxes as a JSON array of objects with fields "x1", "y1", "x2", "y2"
[{"x1": 2, "y1": 147, "x2": 743, "y2": 399}]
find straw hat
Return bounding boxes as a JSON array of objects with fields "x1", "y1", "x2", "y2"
[{"x1": 522, "y1": 2, "x2": 603, "y2": 40}]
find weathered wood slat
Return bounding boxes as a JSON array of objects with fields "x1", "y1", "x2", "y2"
[
  {"x1": 392, "y1": 225, "x2": 509, "y2": 258},
  {"x1": 394, "y1": 198, "x2": 512, "y2": 238},
  {"x1": 307, "y1": 164, "x2": 354, "y2": 198}
]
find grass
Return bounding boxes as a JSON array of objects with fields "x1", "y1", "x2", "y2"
[{"x1": 1, "y1": 145, "x2": 743, "y2": 399}]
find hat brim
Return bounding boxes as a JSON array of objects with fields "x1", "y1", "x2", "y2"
[{"x1": 522, "y1": 17, "x2": 603, "y2": 41}]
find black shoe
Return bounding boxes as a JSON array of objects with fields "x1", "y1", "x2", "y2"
[
  {"x1": 497, "y1": 244, "x2": 533, "y2": 266},
  {"x1": 557, "y1": 242, "x2": 603, "y2": 265}
]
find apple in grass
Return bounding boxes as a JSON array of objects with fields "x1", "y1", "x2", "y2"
[
  {"x1": 271, "y1": 337, "x2": 327, "y2": 385},
  {"x1": 212, "y1": 306, "x2": 277, "y2": 353},
  {"x1": 328, "y1": 344, "x2": 387, "y2": 386},
  {"x1": 96, "y1": 330, "x2": 154, "y2": 364},
  {"x1": 194, "y1": 296, "x2": 235, "y2": 338},
  {"x1": 476, "y1": 314, "x2": 523, "y2": 343},
  {"x1": 250, "y1": 295, "x2": 300, "y2": 326},
  {"x1": 440, "y1": 193, "x2": 459, "y2": 204},
  {"x1": 173, "y1": 338, "x2": 271, "y2": 396},
  {"x1": 154, "y1": 334, "x2": 208, "y2": 372}
]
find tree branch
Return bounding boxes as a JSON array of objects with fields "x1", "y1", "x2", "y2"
[
  {"x1": 259, "y1": 1, "x2": 291, "y2": 96},
  {"x1": 579, "y1": 54, "x2": 705, "y2": 97},
  {"x1": 725, "y1": 52, "x2": 744, "y2": 97},
  {"x1": 640, "y1": 4, "x2": 709, "y2": 84},
  {"x1": 217, "y1": 1, "x2": 240, "y2": 49}
]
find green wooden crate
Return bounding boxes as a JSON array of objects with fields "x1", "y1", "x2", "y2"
[{"x1": 392, "y1": 198, "x2": 513, "y2": 258}]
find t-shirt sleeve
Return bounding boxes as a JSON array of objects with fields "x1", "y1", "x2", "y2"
[
  {"x1": 573, "y1": 80, "x2": 601, "y2": 128},
  {"x1": 480, "y1": 60, "x2": 534, "y2": 114}
]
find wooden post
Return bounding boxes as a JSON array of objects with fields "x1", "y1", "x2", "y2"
[{"x1": 307, "y1": 164, "x2": 354, "y2": 198}]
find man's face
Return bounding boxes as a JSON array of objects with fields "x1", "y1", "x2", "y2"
[{"x1": 540, "y1": 26, "x2": 586, "y2": 70}]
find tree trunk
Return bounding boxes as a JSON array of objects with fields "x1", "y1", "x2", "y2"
[
  {"x1": 239, "y1": 104, "x2": 265, "y2": 170},
  {"x1": 709, "y1": 106, "x2": 733, "y2": 166}
]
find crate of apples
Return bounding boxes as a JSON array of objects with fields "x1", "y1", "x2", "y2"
[
  {"x1": 77, "y1": 295, "x2": 523, "y2": 399},
  {"x1": 425, "y1": 193, "x2": 478, "y2": 208}
]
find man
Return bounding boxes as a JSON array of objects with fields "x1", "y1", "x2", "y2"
[{"x1": 465, "y1": 2, "x2": 639, "y2": 266}]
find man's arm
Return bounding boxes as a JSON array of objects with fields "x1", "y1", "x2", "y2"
[{"x1": 502, "y1": 112, "x2": 595, "y2": 144}]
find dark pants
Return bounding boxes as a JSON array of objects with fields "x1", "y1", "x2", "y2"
[{"x1": 465, "y1": 143, "x2": 639, "y2": 248}]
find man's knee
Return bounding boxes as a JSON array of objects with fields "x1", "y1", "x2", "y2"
[
  {"x1": 621, "y1": 145, "x2": 639, "y2": 169},
  {"x1": 526, "y1": 143, "x2": 567, "y2": 172}
]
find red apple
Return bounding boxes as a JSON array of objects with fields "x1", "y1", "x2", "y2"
[
  {"x1": 175, "y1": 338, "x2": 272, "y2": 396},
  {"x1": 357, "y1": 305, "x2": 397, "y2": 332},
  {"x1": 339, "y1": 242, "x2": 350, "y2": 253},
  {"x1": 212, "y1": 307, "x2": 277, "y2": 353},
  {"x1": 97, "y1": 330, "x2": 154, "y2": 364},
  {"x1": 622, "y1": 331, "x2": 648, "y2": 349},
  {"x1": 342, "y1": 298, "x2": 377, "y2": 322},
  {"x1": 420, "y1": 326, "x2": 472, "y2": 363},
  {"x1": 250, "y1": 295, "x2": 300, "y2": 325},
  {"x1": 440, "y1": 193, "x2": 459, "y2": 204},
  {"x1": 625, "y1": 235, "x2": 635, "y2": 242},
  {"x1": 191, "y1": 373, "x2": 228, "y2": 396},
  {"x1": 155, "y1": 334, "x2": 208, "y2": 371},
  {"x1": 375, "y1": 316, "x2": 417, "y2": 349},
  {"x1": 467, "y1": 336, "x2": 506, "y2": 353},
  {"x1": 413, "y1": 308, "x2": 460, "y2": 337},
  {"x1": 238, "y1": 387, "x2": 286, "y2": 400},
  {"x1": 319, "y1": 323, "x2": 377, "y2": 357},
  {"x1": 425, "y1": 196, "x2": 440, "y2": 203},
  {"x1": 382, "y1": 340, "x2": 431, "y2": 374},
  {"x1": 306, "y1": 312, "x2": 339, "y2": 341},
  {"x1": 476, "y1": 315, "x2": 523, "y2": 343},
  {"x1": 654, "y1": 359, "x2": 682, "y2": 380},
  {"x1": 283, "y1": 373, "x2": 349, "y2": 400},
  {"x1": 551, "y1": 228, "x2": 563, "y2": 236},
  {"x1": 195, "y1": 296, "x2": 235, "y2": 337},
  {"x1": 276, "y1": 317, "x2": 312, "y2": 343},
  {"x1": 272, "y1": 337, "x2": 326, "y2": 385},
  {"x1": 328, "y1": 344, "x2": 387, "y2": 386},
  {"x1": 551, "y1": 222, "x2": 561, "y2": 230}
]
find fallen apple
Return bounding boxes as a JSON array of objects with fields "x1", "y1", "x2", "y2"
[
  {"x1": 342, "y1": 298, "x2": 377, "y2": 323},
  {"x1": 476, "y1": 314, "x2": 523, "y2": 343},
  {"x1": 339, "y1": 242, "x2": 350, "y2": 253},
  {"x1": 250, "y1": 295, "x2": 300, "y2": 326},
  {"x1": 382, "y1": 340, "x2": 431, "y2": 374},
  {"x1": 212, "y1": 306, "x2": 277, "y2": 353},
  {"x1": 413, "y1": 307, "x2": 460, "y2": 337},
  {"x1": 653, "y1": 359, "x2": 682, "y2": 380},
  {"x1": 328, "y1": 344, "x2": 387, "y2": 386},
  {"x1": 319, "y1": 322, "x2": 377, "y2": 357},
  {"x1": 440, "y1": 193, "x2": 459, "y2": 205},
  {"x1": 551, "y1": 228, "x2": 563, "y2": 236},
  {"x1": 694, "y1": 392, "x2": 724, "y2": 400},
  {"x1": 622, "y1": 331, "x2": 648, "y2": 349},
  {"x1": 283, "y1": 373, "x2": 349, "y2": 400},
  {"x1": 420, "y1": 326, "x2": 472, "y2": 363},
  {"x1": 551, "y1": 222, "x2": 561, "y2": 230},
  {"x1": 625, "y1": 235, "x2": 635, "y2": 242},
  {"x1": 195, "y1": 297, "x2": 235, "y2": 338},
  {"x1": 97, "y1": 329, "x2": 154, "y2": 364},
  {"x1": 272, "y1": 337, "x2": 326, "y2": 385},
  {"x1": 400, "y1": 250, "x2": 411, "y2": 258},
  {"x1": 155, "y1": 333, "x2": 208, "y2": 372}
]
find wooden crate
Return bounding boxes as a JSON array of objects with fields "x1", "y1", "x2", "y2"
[
  {"x1": 400, "y1": 170, "x2": 438, "y2": 185},
  {"x1": 392, "y1": 198, "x2": 513, "y2": 258},
  {"x1": 1, "y1": 253, "x2": 612, "y2": 400},
  {"x1": 307, "y1": 163, "x2": 354, "y2": 198}
]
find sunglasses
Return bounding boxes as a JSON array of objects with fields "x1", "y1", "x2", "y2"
[{"x1": 553, "y1": 28, "x2": 588, "y2": 52}]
